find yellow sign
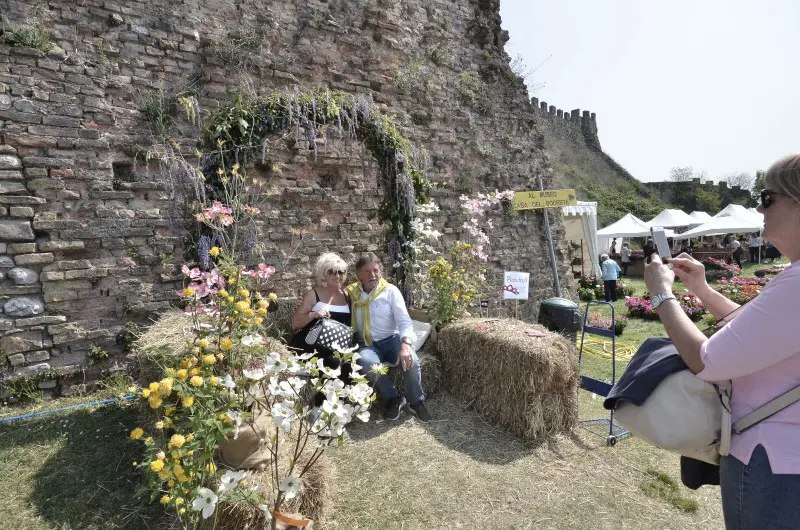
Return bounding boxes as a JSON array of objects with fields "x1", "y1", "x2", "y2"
[{"x1": 512, "y1": 189, "x2": 577, "y2": 210}]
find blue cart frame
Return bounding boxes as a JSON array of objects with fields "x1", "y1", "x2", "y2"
[{"x1": 577, "y1": 300, "x2": 630, "y2": 446}]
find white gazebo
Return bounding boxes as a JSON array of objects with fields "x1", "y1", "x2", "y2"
[
  {"x1": 676, "y1": 208, "x2": 763, "y2": 239},
  {"x1": 597, "y1": 213, "x2": 652, "y2": 238},
  {"x1": 688, "y1": 211, "x2": 712, "y2": 225},
  {"x1": 562, "y1": 201, "x2": 601, "y2": 277},
  {"x1": 715, "y1": 203, "x2": 761, "y2": 221},
  {"x1": 646, "y1": 209, "x2": 695, "y2": 228}
]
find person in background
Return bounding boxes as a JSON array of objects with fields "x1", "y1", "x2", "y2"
[
  {"x1": 747, "y1": 234, "x2": 759, "y2": 263},
  {"x1": 600, "y1": 253, "x2": 621, "y2": 302},
  {"x1": 643, "y1": 153, "x2": 800, "y2": 529},
  {"x1": 731, "y1": 236, "x2": 743, "y2": 269},
  {"x1": 643, "y1": 238, "x2": 655, "y2": 264},
  {"x1": 723, "y1": 234, "x2": 731, "y2": 247},
  {"x1": 620, "y1": 243, "x2": 631, "y2": 277},
  {"x1": 610, "y1": 238, "x2": 618, "y2": 256}
]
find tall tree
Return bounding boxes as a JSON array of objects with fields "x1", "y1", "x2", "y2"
[
  {"x1": 723, "y1": 171, "x2": 755, "y2": 190},
  {"x1": 669, "y1": 166, "x2": 697, "y2": 182}
]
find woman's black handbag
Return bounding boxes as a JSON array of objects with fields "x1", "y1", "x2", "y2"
[{"x1": 304, "y1": 318, "x2": 354, "y2": 354}]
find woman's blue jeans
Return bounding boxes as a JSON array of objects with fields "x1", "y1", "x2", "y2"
[
  {"x1": 720, "y1": 444, "x2": 800, "y2": 529},
  {"x1": 356, "y1": 333, "x2": 424, "y2": 405}
]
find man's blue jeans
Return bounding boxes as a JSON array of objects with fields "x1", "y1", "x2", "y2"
[{"x1": 357, "y1": 333, "x2": 424, "y2": 405}]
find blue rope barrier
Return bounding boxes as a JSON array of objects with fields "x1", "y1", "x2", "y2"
[{"x1": 0, "y1": 395, "x2": 134, "y2": 425}]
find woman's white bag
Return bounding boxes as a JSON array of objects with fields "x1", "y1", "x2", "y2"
[{"x1": 614, "y1": 373, "x2": 731, "y2": 465}]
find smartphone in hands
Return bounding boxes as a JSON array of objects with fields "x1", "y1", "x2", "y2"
[{"x1": 650, "y1": 226, "x2": 671, "y2": 262}]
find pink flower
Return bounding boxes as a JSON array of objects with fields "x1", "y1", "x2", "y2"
[
  {"x1": 181, "y1": 265, "x2": 202, "y2": 280},
  {"x1": 257, "y1": 263, "x2": 276, "y2": 279}
]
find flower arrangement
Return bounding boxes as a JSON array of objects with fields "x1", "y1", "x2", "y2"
[
  {"x1": 713, "y1": 280, "x2": 763, "y2": 305},
  {"x1": 615, "y1": 316, "x2": 629, "y2": 336},
  {"x1": 129, "y1": 249, "x2": 378, "y2": 528},
  {"x1": 586, "y1": 312, "x2": 628, "y2": 336},
  {"x1": 427, "y1": 242, "x2": 487, "y2": 325},
  {"x1": 577, "y1": 276, "x2": 635, "y2": 300},
  {"x1": 625, "y1": 291, "x2": 706, "y2": 321}
]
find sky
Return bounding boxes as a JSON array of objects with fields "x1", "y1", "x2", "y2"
[{"x1": 499, "y1": 0, "x2": 800, "y2": 182}]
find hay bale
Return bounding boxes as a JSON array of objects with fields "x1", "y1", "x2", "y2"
[
  {"x1": 438, "y1": 318, "x2": 579, "y2": 440},
  {"x1": 390, "y1": 350, "x2": 442, "y2": 398}
]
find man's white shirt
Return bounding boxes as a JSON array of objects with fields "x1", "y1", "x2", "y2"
[{"x1": 355, "y1": 283, "x2": 417, "y2": 344}]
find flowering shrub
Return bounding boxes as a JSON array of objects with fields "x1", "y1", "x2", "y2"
[
  {"x1": 129, "y1": 249, "x2": 378, "y2": 528},
  {"x1": 460, "y1": 190, "x2": 514, "y2": 261},
  {"x1": 754, "y1": 266, "x2": 784, "y2": 278},
  {"x1": 625, "y1": 291, "x2": 706, "y2": 321},
  {"x1": 586, "y1": 312, "x2": 628, "y2": 336},
  {"x1": 701, "y1": 257, "x2": 740, "y2": 280},
  {"x1": 713, "y1": 278, "x2": 764, "y2": 305},
  {"x1": 427, "y1": 242, "x2": 487, "y2": 324},
  {"x1": 577, "y1": 276, "x2": 635, "y2": 300},
  {"x1": 407, "y1": 202, "x2": 442, "y2": 309}
]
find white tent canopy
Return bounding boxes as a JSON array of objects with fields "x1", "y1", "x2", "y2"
[
  {"x1": 646, "y1": 209, "x2": 695, "y2": 228},
  {"x1": 715, "y1": 204, "x2": 761, "y2": 222},
  {"x1": 597, "y1": 213, "x2": 651, "y2": 237},
  {"x1": 689, "y1": 211, "x2": 712, "y2": 224},
  {"x1": 675, "y1": 214, "x2": 763, "y2": 239},
  {"x1": 562, "y1": 201, "x2": 601, "y2": 277}
]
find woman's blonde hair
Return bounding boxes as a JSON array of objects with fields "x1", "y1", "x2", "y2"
[
  {"x1": 314, "y1": 252, "x2": 348, "y2": 283},
  {"x1": 764, "y1": 154, "x2": 800, "y2": 203}
]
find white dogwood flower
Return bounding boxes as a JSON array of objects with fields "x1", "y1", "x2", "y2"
[
  {"x1": 241, "y1": 334, "x2": 264, "y2": 347},
  {"x1": 192, "y1": 487, "x2": 218, "y2": 519},
  {"x1": 218, "y1": 470, "x2": 246, "y2": 494},
  {"x1": 279, "y1": 475, "x2": 302, "y2": 499},
  {"x1": 243, "y1": 367, "x2": 265, "y2": 381}
]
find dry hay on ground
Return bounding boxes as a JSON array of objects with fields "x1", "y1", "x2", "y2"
[
  {"x1": 204, "y1": 432, "x2": 333, "y2": 529},
  {"x1": 438, "y1": 318, "x2": 579, "y2": 441},
  {"x1": 133, "y1": 310, "x2": 290, "y2": 384}
]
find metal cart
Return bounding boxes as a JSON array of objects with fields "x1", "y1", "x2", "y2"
[{"x1": 577, "y1": 300, "x2": 630, "y2": 446}]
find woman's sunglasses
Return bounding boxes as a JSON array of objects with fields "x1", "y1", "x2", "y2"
[
  {"x1": 327, "y1": 269, "x2": 346, "y2": 277},
  {"x1": 760, "y1": 189, "x2": 776, "y2": 209}
]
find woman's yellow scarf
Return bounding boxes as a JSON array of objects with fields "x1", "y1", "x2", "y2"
[{"x1": 347, "y1": 278, "x2": 389, "y2": 346}]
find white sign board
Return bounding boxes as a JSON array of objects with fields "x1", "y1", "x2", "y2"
[{"x1": 503, "y1": 271, "x2": 530, "y2": 300}]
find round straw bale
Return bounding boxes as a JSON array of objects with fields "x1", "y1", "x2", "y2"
[{"x1": 438, "y1": 318, "x2": 579, "y2": 440}]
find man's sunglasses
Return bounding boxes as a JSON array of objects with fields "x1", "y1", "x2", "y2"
[
  {"x1": 760, "y1": 189, "x2": 776, "y2": 209},
  {"x1": 327, "y1": 269, "x2": 346, "y2": 277}
]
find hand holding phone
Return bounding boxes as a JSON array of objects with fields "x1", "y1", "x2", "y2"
[{"x1": 650, "y1": 226, "x2": 671, "y2": 262}]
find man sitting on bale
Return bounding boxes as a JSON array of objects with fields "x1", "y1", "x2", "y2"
[{"x1": 346, "y1": 252, "x2": 431, "y2": 423}]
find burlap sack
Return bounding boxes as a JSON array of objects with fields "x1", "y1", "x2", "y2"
[{"x1": 218, "y1": 409, "x2": 274, "y2": 470}]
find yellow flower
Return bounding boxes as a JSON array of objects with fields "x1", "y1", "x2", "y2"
[
  {"x1": 141, "y1": 388, "x2": 151, "y2": 399},
  {"x1": 238, "y1": 288, "x2": 249, "y2": 297},
  {"x1": 168, "y1": 480, "x2": 175, "y2": 487},
  {"x1": 145, "y1": 436, "x2": 153, "y2": 443},
  {"x1": 148, "y1": 382, "x2": 160, "y2": 393},
  {"x1": 257, "y1": 307, "x2": 267, "y2": 316},
  {"x1": 235, "y1": 300, "x2": 250, "y2": 311},
  {"x1": 150, "y1": 460, "x2": 164, "y2": 472},
  {"x1": 155, "y1": 421, "x2": 165, "y2": 430},
  {"x1": 175, "y1": 497, "x2": 184, "y2": 506},
  {"x1": 168, "y1": 434, "x2": 186, "y2": 449},
  {"x1": 189, "y1": 376, "x2": 203, "y2": 387},
  {"x1": 179, "y1": 508, "x2": 186, "y2": 515},
  {"x1": 129, "y1": 428, "x2": 144, "y2": 440},
  {"x1": 206, "y1": 461, "x2": 217, "y2": 473},
  {"x1": 268, "y1": 292, "x2": 277, "y2": 301},
  {"x1": 176, "y1": 369, "x2": 188, "y2": 382},
  {"x1": 159, "y1": 378, "x2": 174, "y2": 396},
  {"x1": 202, "y1": 354, "x2": 216, "y2": 365},
  {"x1": 163, "y1": 417, "x2": 173, "y2": 428},
  {"x1": 253, "y1": 317, "x2": 263, "y2": 325},
  {"x1": 220, "y1": 338, "x2": 233, "y2": 351},
  {"x1": 166, "y1": 368, "x2": 175, "y2": 375},
  {"x1": 160, "y1": 495, "x2": 171, "y2": 505},
  {"x1": 243, "y1": 308, "x2": 254, "y2": 317},
  {"x1": 198, "y1": 338, "x2": 209, "y2": 349},
  {"x1": 182, "y1": 396, "x2": 194, "y2": 408},
  {"x1": 165, "y1": 406, "x2": 176, "y2": 416},
  {"x1": 158, "y1": 469, "x2": 171, "y2": 481},
  {"x1": 258, "y1": 299, "x2": 269, "y2": 308},
  {"x1": 189, "y1": 367, "x2": 201, "y2": 377},
  {"x1": 227, "y1": 296, "x2": 234, "y2": 303},
  {"x1": 148, "y1": 395, "x2": 163, "y2": 409},
  {"x1": 191, "y1": 346, "x2": 200, "y2": 355},
  {"x1": 217, "y1": 413, "x2": 228, "y2": 421},
  {"x1": 182, "y1": 287, "x2": 195, "y2": 297},
  {"x1": 209, "y1": 247, "x2": 220, "y2": 257},
  {"x1": 209, "y1": 376, "x2": 219, "y2": 385},
  {"x1": 216, "y1": 353, "x2": 224, "y2": 361},
  {"x1": 185, "y1": 433, "x2": 194, "y2": 442},
  {"x1": 218, "y1": 289, "x2": 228, "y2": 297}
]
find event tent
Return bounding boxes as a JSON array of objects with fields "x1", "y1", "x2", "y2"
[
  {"x1": 597, "y1": 213, "x2": 652, "y2": 237},
  {"x1": 675, "y1": 212, "x2": 763, "y2": 239},
  {"x1": 562, "y1": 201, "x2": 601, "y2": 277},
  {"x1": 646, "y1": 209, "x2": 695, "y2": 228},
  {"x1": 689, "y1": 211, "x2": 712, "y2": 224},
  {"x1": 714, "y1": 203, "x2": 761, "y2": 222}
]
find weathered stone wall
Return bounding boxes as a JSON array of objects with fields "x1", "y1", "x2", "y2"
[{"x1": 0, "y1": 0, "x2": 572, "y2": 395}]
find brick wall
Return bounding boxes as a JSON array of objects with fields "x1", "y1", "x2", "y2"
[{"x1": 0, "y1": 0, "x2": 572, "y2": 395}]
